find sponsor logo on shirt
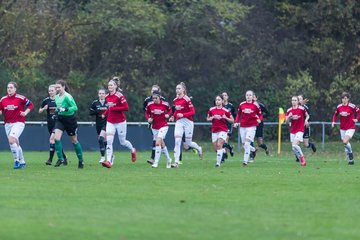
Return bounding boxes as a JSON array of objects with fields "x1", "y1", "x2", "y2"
[
  {"x1": 152, "y1": 109, "x2": 164, "y2": 115},
  {"x1": 340, "y1": 111, "x2": 350, "y2": 117},
  {"x1": 242, "y1": 108, "x2": 254, "y2": 114},
  {"x1": 5, "y1": 105, "x2": 18, "y2": 110}
]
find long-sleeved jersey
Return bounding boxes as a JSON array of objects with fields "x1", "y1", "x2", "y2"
[
  {"x1": 235, "y1": 101, "x2": 262, "y2": 128},
  {"x1": 104, "y1": 92, "x2": 128, "y2": 124},
  {"x1": 40, "y1": 97, "x2": 57, "y2": 124},
  {"x1": 172, "y1": 95, "x2": 195, "y2": 121},
  {"x1": 89, "y1": 99, "x2": 107, "y2": 127},
  {"x1": 286, "y1": 106, "x2": 307, "y2": 133},
  {"x1": 0, "y1": 93, "x2": 33, "y2": 123},
  {"x1": 332, "y1": 103, "x2": 360, "y2": 130},
  {"x1": 208, "y1": 107, "x2": 232, "y2": 133}
]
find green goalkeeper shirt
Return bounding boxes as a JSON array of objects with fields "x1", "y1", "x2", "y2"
[{"x1": 55, "y1": 92, "x2": 78, "y2": 116}]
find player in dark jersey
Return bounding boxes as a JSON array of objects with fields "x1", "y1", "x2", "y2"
[
  {"x1": 89, "y1": 88, "x2": 108, "y2": 163},
  {"x1": 221, "y1": 92, "x2": 236, "y2": 161},
  {"x1": 250, "y1": 94, "x2": 270, "y2": 161},
  {"x1": 39, "y1": 84, "x2": 67, "y2": 166},
  {"x1": 143, "y1": 85, "x2": 166, "y2": 165},
  {"x1": 297, "y1": 95, "x2": 316, "y2": 162}
]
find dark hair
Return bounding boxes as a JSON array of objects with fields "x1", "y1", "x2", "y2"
[
  {"x1": 8, "y1": 81, "x2": 18, "y2": 89},
  {"x1": 56, "y1": 79, "x2": 70, "y2": 92},
  {"x1": 341, "y1": 92, "x2": 350, "y2": 99},
  {"x1": 213, "y1": 94, "x2": 224, "y2": 106},
  {"x1": 152, "y1": 90, "x2": 161, "y2": 97},
  {"x1": 98, "y1": 88, "x2": 107, "y2": 93}
]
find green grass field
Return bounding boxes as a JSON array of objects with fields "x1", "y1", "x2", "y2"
[{"x1": 1, "y1": 142, "x2": 360, "y2": 240}]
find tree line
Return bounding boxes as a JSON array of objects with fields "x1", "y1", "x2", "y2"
[{"x1": 0, "y1": 0, "x2": 359, "y2": 130}]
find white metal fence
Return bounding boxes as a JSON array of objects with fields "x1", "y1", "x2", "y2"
[{"x1": 1, "y1": 121, "x2": 357, "y2": 151}]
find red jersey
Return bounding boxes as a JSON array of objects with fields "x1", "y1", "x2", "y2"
[
  {"x1": 145, "y1": 100, "x2": 172, "y2": 130},
  {"x1": 208, "y1": 107, "x2": 231, "y2": 133},
  {"x1": 286, "y1": 106, "x2": 307, "y2": 134},
  {"x1": 173, "y1": 95, "x2": 195, "y2": 121},
  {"x1": 332, "y1": 103, "x2": 360, "y2": 130},
  {"x1": 104, "y1": 92, "x2": 128, "y2": 124},
  {"x1": 0, "y1": 93, "x2": 34, "y2": 123},
  {"x1": 235, "y1": 101, "x2": 262, "y2": 127}
]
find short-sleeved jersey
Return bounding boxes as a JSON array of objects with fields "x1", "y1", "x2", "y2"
[
  {"x1": 0, "y1": 93, "x2": 33, "y2": 123},
  {"x1": 235, "y1": 101, "x2": 262, "y2": 128},
  {"x1": 41, "y1": 97, "x2": 57, "y2": 123},
  {"x1": 89, "y1": 99, "x2": 107, "y2": 127},
  {"x1": 55, "y1": 92, "x2": 78, "y2": 116},
  {"x1": 286, "y1": 106, "x2": 307, "y2": 134},
  {"x1": 105, "y1": 92, "x2": 128, "y2": 124},
  {"x1": 145, "y1": 100, "x2": 172, "y2": 130},
  {"x1": 208, "y1": 107, "x2": 232, "y2": 133},
  {"x1": 332, "y1": 103, "x2": 360, "y2": 130},
  {"x1": 173, "y1": 95, "x2": 195, "y2": 121}
]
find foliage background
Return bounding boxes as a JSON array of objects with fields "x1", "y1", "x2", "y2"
[{"x1": 0, "y1": 0, "x2": 359, "y2": 135}]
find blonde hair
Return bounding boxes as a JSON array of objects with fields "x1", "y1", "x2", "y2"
[{"x1": 179, "y1": 82, "x2": 187, "y2": 95}]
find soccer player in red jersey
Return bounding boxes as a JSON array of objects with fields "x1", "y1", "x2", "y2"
[
  {"x1": 101, "y1": 77, "x2": 136, "y2": 168},
  {"x1": 286, "y1": 96, "x2": 309, "y2": 166},
  {"x1": 207, "y1": 95, "x2": 234, "y2": 167},
  {"x1": 331, "y1": 92, "x2": 359, "y2": 165},
  {"x1": 234, "y1": 90, "x2": 262, "y2": 166},
  {"x1": 145, "y1": 91, "x2": 172, "y2": 168},
  {"x1": 0, "y1": 82, "x2": 33, "y2": 169},
  {"x1": 169, "y1": 82, "x2": 203, "y2": 168},
  {"x1": 298, "y1": 95, "x2": 316, "y2": 157}
]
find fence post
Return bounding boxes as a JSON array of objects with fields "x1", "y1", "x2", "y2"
[
  {"x1": 237, "y1": 127, "x2": 241, "y2": 152},
  {"x1": 322, "y1": 122, "x2": 325, "y2": 150}
]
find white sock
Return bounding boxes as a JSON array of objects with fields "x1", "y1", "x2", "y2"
[
  {"x1": 185, "y1": 140, "x2": 200, "y2": 151},
  {"x1": 216, "y1": 149, "x2": 223, "y2": 165},
  {"x1": 18, "y1": 146, "x2": 25, "y2": 164},
  {"x1": 344, "y1": 143, "x2": 352, "y2": 153},
  {"x1": 250, "y1": 146, "x2": 256, "y2": 152},
  {"x1": 292, "y1": 144, "x2": 303, "y2": 158},
  {"x1": 244, "y1": 142, "x2": 250, "y2": 163},
  {"x1": 119, "y1": 136, "x2": 134, "y2": 152},
  {"x1": 154, "y1": 146, "x2": 161, "y2": 164},
  {"x1": 106, "y1": 135, "x2": 114, "y2": 163},
  {"x1": 162, "y1": 146, "x2": 171, "y2": 161},
  {"x1": 174, "y1": 138, "x2": 182, "y2": 163},
  {"x1": 10, "y1": 143, "x2": 19, "y2": 162}
]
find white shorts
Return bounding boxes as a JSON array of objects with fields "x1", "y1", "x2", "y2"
[
  {"x1": 290, "y1": 132, "x2": 304, "y2": 143},
  {"x1": 106, "y1": 121, "x2": 127, "y2": 137},
  {"x1": 174, "y1": 118, "x2": 194, "y2": 139},
  {"x1": 152, "y1": 126, "x2": 169, "y2": 140},
  {"x1": 5, "y1": 122, "x2": 25, "y2": 140},
  {"x1": 240, "y1": 126, "x2": 256, "y2": 144},
  {"x1": 340, "y1": 129, "x2": 355, "y2": 140},
  {"x1": 211, "y1": 131, "x2": 228, "y2": 143}
]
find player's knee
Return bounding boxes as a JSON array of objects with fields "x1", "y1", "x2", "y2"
[{"x1": 8, "y1": 137, "x2": 17, "y2": 145}]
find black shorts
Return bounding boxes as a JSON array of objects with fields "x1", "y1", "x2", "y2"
[
  {"x1": 255, "y1": 122, "x2": 264, "y2": 138},
  {"x1": 47, "y1": 122, "x2": 55, "y2": 135},
  {"x1": 55, "y1": 115, "x2": 78, "y2": 136},
  {"x1": 96, "y1": 122, "x2": 106, "y2": 135},
  {"x1": 303, "y1": 126, "x2": 310, "y2": 139}
]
